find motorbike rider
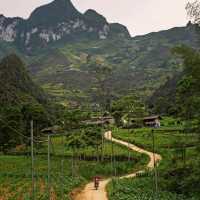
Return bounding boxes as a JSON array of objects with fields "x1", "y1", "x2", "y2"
[{"x1": 94, "y1": 176, "x2": 100, "y2": 190}]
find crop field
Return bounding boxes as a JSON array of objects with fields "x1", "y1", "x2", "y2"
[
  {"x1": 107, "y1": 177, "x2": 198, "y2": 200},
  {"x1": 0, "y1": 155, "x2": 84, "y2": 200},
  {"x1": 0, "y1": 135, "x2": 148, "y2": 200},
  {"x1": 112, "y1": 127, "x2": 199, "y2": 151},
  {"x1": 109, "y1": 126, "x2": 200, "y2": 200}
]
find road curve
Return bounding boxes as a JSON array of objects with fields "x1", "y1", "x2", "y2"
[{"x1": 73, "y1": 131, "x2": 162, "y2": 200}]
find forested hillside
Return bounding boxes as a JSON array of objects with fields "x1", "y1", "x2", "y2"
[{"x1": 0, "y1": 55, "x2": 51, "y2": 152}]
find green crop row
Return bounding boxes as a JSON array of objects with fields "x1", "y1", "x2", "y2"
[{"x1": 107, "y1": 177, "x2": 198, "y2": 200}]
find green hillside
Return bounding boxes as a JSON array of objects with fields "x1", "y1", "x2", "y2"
[
  {"x1": 0, "y1": 54, "x2": 50, "y2": 152},
  {"x1": 0, "y1": 1, "x2": 198, "y2": 106},
  {"x1": 24, "y1": 24, "x2": 198, "y2": 105},
  {"x1": 0, "y1": 54, "x2": 47, "y2": 106}
]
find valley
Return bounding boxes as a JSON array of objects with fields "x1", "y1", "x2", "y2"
[{"x1": 0, "y1": 0, "x2": 200, "y2": 200}]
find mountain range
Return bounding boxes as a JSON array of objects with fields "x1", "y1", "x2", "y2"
[
  {"x1": 0, "y1": 0, "x2": 130, "y2": 52},
  {"x1": 0, "y1": 0, "x2": 199, "y2": 106}
]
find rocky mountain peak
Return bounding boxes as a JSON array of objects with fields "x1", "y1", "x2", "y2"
[
  {"x1": 0, "y1": 0, "x2": 131, "y2": 52},
  {"x1": 28, "y1": 0, "x2": 81, "y2": 27},
  {"x1": 84, "y1": 9, "x2": 108, "y2": 26}
]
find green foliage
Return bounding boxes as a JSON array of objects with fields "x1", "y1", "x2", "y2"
[
  {"x1": 85, "y1": 57, "x2": 114, "y2": 110},
  {"x1": 83, "y1": 126, "x2": 102, "y2": 147},
  {"x1": 111, "y1": 95, "x2": 147, "y2": 126},
  {"x1": 63, "y1": 108, "x2": 103, "y2": 153},
  {"x1": 151, "y1": 45, "x2": 200, "y2": 120},
  {"x1": 0, "y1": 107, "x2": 24, "y2": 152},
  {"x1": 173, "y1": 46, "x2": 200, "y2": 121},
  {"x1": 161, "y1": 164, "x2": 200, "y2": 197},
  {"x1": 0, "y1": 11, "x2": 199, "y2": 106},
  {"x1": 0, "y1": 155, "x2": 84, "y2": 200},
  {"x1": 0, "y1": 54, "x2": 52, "y2": 152},
  {"x1": 21, "y1": 23, "x2": 197, "y2": 107},
  {"x1": 107, "y1": 177, "x2": 196, "y2": 200},
  {"x1": 64, "y1": 108, "x2": 90, "y2": 130},
  {"x1": 112, "y1": 127, "x2": 200, "y2": 199},
  {"x1": 0, "y1": 103, "x2": 50, "y2": 152},
  {"x1": 0, "y1": 134, "x2": 147, "y2": 199},
  {"x1": 113, "y1": 128, "x2": 198, "y2": 152},
  {"x1": 0, "y1": 54, "x2": 46, "y2": 106}
]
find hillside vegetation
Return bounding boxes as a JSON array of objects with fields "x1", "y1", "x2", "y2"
[{"x1": 0, "y1": 55, "x2": 51, "y2": 152}]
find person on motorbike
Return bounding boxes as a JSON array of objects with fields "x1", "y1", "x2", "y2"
[{"x1": 94, "y1": 176, "x2": 100, "y2": 190}]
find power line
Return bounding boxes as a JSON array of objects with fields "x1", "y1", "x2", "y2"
[
  {"x1": 0, "y1": 117, "x2": 31, "y2": 141},
  {"x1": 0, "y1": 117, "x2": 48, "y2": 143}
]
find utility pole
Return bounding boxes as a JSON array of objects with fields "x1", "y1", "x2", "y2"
[
  {"x1": 128, "y1": 142, "x2": 131, "y2": 162},
  {"x1": 110, "y1": 135, "x2": 114, "y2": 195},
  {"x1": 101, "y1": 131, "x2": 104, "y2": 162},
  {"x1": 111, "y1": 136, "x2": 114, "y2": 175},
  {"x1": 61, "y1": 135, "x2": 65, "y2": 199},
  {"x1": 48, "y1": 135, "x2": 51, "y2": 200},
  {"x1": 31, "y1": 120, "x2": 35, "y2": 200},
  {"x1": 152, "y1": 129, "x2": 158, "y2": 199}
]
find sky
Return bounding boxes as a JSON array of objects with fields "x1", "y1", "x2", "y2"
[{"x1": 0, "y1": 0, "x2": 191, "y2": 36}]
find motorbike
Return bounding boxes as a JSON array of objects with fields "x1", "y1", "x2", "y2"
[
  {"x1": 94, "y1": 177, "x2": 100, "y2": 190},
  {"x1": 94, "y1": 181, "x2": 99, "y2": 190}
]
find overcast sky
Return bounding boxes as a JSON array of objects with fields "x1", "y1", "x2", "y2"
[{"x1": 0, "y1": 0, "x2": 191, "y2": 36}]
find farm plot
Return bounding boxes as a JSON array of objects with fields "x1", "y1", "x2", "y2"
[
  {"x1": 0, "y1": 135, "x2": 148, "y2": 200},
  {"x1": 109, "y1": 127, "x2": 200, "y2": 200}
]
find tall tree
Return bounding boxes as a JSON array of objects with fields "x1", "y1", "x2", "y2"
[
  {"x1": 172, "y1": 46, "x2": 200, "y2": 134},
  {"x1": 111, "y1": 95, "x2": 147, "y2": 126},
  {"x1": 0, "y1": 107, "x2": 24, "y2": 152}
]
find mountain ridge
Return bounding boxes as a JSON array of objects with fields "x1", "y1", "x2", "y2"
[
  {"x1": 0, "y1": 0, "x2": 130, "y2": 52},
  {"x1": 0, "y1": 0, "x2": 199, "y2": 106}
]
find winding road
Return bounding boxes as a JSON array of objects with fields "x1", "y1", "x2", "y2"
[{"x1": 73, "y1": 131, "x2": 162, "y2": 200}]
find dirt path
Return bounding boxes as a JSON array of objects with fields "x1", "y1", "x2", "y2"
[{"x1": 73, "y1": 131, "x2": 162, "y2": 200}]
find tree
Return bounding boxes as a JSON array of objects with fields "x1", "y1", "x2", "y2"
[
  {"x1": 64, "y1": 108, "x2": 90, "y2": 131},
  {"x1": 172, "y1": 46, "x2": 200, "y2": 121},
  {"x1": 0, "y1": 106, "x2": 25, "y2": 152},
  {"x1": 84, "y1": 125, "x2": 102, "y2": 161},
  {"x1": 21, "y1": 103, "x2": 50, "y2": 137},
  {"x1": 111, "y1": 95, "x2": 147, "y2": 127},
  {"x1": 186, "y1": 0, "x2": 200, "y2": 24}
]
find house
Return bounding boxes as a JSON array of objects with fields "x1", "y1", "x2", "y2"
[{"x1": 143, "y1": 115, "x2": 161, "y2": 128}]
